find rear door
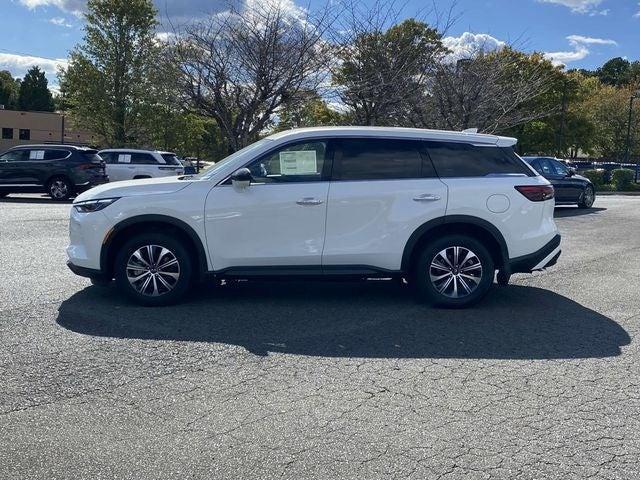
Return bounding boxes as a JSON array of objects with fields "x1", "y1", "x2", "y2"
[
  {"x1": 322, "y1": 138, "x2": 448, "y2": 271},
  {"x1": 130, "y1": 152, "x2": 161, "y2": 178},
  {"x1": 426, "y1": 141, "x2": 552, "y2": 259}
]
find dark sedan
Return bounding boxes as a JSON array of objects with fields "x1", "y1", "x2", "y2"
[{"x1": 522, "y1": 156, "x2": 595, "y2": 208}]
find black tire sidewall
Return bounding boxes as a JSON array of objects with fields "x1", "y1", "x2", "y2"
[
  {"x1": 114, "y1": 233, "x2": 193, "y2": 306},
  {"x1": 414, "y1": 234, "x2": 495, "y2": 308}
]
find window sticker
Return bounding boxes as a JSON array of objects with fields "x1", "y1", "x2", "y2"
[
  {"x1": 118, "y1": 154, "x2": 132, "y2": 164},
  {"x1": 29, "y1": 150, "x2": 45, "y2": 160},
  {"x1": 279, "y1": 150, "x2": 317, "y2": 175}
]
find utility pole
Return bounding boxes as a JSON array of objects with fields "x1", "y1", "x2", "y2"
[
  {"x1": 556, "y1": 79, "x2": 568, "y2": 158},
  {"x1": 624, "y1": 91, "x2": 640, "y2": 182}
]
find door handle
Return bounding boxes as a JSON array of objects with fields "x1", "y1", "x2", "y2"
[
  {"x1": 296, "y1": 197, "x2": 324, "y2": 206},
  {"x1": 413, "y1": 194, "x2": 441, "y2": 202}
]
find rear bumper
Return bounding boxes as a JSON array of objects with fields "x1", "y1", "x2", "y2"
[
  {"x1": 67, "y1": 260, "x2": 105, "y2": 279},
  {"x1": 509, "y1": 234, "x2": 561, "y2": 274},
  {"x1": 75, "y1": 176, "x2": 109, "y2": 192}
]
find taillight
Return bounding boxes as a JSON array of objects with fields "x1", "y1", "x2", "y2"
[{"x1": 515, "y1": 185, "x2": 555, "y2": 202}]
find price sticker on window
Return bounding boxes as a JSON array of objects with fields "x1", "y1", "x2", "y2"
[{"x1": 279, "y1": 151, "x2": 317, "y2": 175}]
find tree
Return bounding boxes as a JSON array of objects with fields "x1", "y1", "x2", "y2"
[
  {"x1": 332, "y1": 2, "x2": 447, "y2": 126},
  {"x1": 417, "y1": 49, "x2": 560, "y2": 133},
  {"x1": 173, "y1": 2, "x2": 333, "y2": 152},
  {"x1": 18, "y1": 66, "x2": 54, "y2": 111},
  {"x1": 59, "y1": 0, "x2": 159, "y2": 146},
  {"x1": 0, "y1": 71, "x2": 20, "y2": 109},
  {"x1": 596, "y1": 57, "x2": 632, "y2": 87},
  {"x1": 276, "y1": 91, "x2": 347, "y2": 131}
]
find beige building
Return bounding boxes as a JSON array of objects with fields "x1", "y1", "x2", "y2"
[{"x1": 0, "y1": 108, "x2": 98, "y2": 152}]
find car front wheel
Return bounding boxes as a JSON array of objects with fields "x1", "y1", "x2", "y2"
[
  {"x1": 114, "y1": 233, "x2": 193, "y2": 306},
  {"x1": 414, "y1": 235, "x2": 495, "y2": 308}
]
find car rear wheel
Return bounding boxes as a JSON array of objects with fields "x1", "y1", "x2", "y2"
[
  {"x1": 47, "y1": 177, "x2": 73, "y2": 201},
  {"x1": 578, "y1": 185, "x2": 595, "y2": 209},
  {"x1": 114, "y1": 233, "x2": 193, "y2": 306},
  {"x1": 414, "y1": 235, "x2": 495, "y2": 308}
]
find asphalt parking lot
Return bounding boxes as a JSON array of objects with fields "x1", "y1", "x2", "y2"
[{"x1": 1, "y1": 194, "x2": 640, "y2": 479}]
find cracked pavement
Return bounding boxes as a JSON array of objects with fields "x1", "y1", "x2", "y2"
[{"x1": 1, "y1": 195, "x2": 639, "y2": 479}]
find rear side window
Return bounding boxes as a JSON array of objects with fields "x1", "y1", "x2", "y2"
[
  {"x1": 130, "y1": 153, "x2": 158, "y2": 165},
  {"x1": 426, "y1": 142, "x2": 532, "y2": 178},
  {"x1": 81, "y1": 152, "x2": 102, "y2": 162},
  {"x1": 44, "y1": 149, "x2": 71, "y2": 160},
  {"x1": 161, "y1": 154, "x2": 180, "y2": 165},
  {"x1": 334, "y1": 138, "x2": 429, "y2": 181}
]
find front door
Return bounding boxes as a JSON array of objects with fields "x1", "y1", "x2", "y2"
[{"x1": 205, "y1": 140, "x2": 332, "y2": 271}]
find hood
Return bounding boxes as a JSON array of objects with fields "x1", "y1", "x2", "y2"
[{"x1": 74, "y1": 176, "x2": 193, "y2": 203}]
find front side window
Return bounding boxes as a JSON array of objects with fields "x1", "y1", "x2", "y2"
[
  {"x1": 2, "y1": 128, "x2": 13, "y2": 139},
  {"x1": 0, "y1": 150, "x2": 28, "y2": 162},
  {"x1": 99, "y1": 152, "x2": 115, "y2": 164},
  {"x1": 334, "y1": 138, "x2": 425, "y2": 181},
  {"x1": 551, "y1": 160, "x2": 569, "y2": 176},
  {"x1": 426, "y1": 142, "x2": 532, "y2": 178},
  {"x1": 19, "y1": 129, "x2": 30, "y2": 141},
  {"x1": 245, "y1": 141, "x2": 328, "y2": 183}
]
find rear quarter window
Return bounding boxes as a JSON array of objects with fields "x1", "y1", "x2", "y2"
[{"x1": 426, "y1": 142, "x2": 533, "y2": 178}]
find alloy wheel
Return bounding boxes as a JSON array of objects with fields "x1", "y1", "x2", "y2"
[
  {"x1": 429, "y1": 246, "x2": 483, "y2": 299},
  {"x1": 583, "y1": 187, "x2": 594, "y2": 207},
  {"x1": 49, "y1": 180, "x2": 68, "y2": 199},
  {"x1": 126, "y1": 244, "x2": 181, "y2": 297}
]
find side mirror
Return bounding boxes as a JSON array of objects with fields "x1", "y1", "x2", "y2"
[
  {"x1": 567, "y1": 167, "x2": 576, "y2": 177},
  {"x1": 231, "y1": 168, "x2": 252, "y2": 188}
]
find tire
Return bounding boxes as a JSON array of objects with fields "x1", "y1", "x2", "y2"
[
  {"x1": 578, "y1": 185, "x2": 595, "y2": 209},
  {"x1": 47, "y1": 176, "x2": 73, "y2": 201},
  {"x1": 114, "y1": 233, "x2": 193, "y2": 306},
  {"x1": 496, "y1": 270, "x2": 511, "y2": 286},
  {"x1": 413, "y1": 234, "x2": 495, "y2": 308}
]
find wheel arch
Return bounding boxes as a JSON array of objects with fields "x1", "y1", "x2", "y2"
[
  {"x1": 100, "y1": 214, "x2": 208, "y2": 280},
  {"x1": 401, "y1": 215, "x2": 510, "y2": 275}
]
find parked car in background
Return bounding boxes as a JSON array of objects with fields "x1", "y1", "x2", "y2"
[
  {"x1": 68, "y1": 127, "x2": 560, "y2": 308},
  {"x1": 98, "y1": 149, "x2": 184, "y2": 182},
  {"x1": 0, "y1": 145, "x2": 108, "y2": 200},
  {"x1": 522, "y1": 156, "x2": 595, "y2": 208}
]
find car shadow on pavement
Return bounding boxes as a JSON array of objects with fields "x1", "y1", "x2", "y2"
[
  {"x1": 56, "y1": 281, "x2": 630, "y2": 360},
  {"x1": 0, "y1": 196, "x2": 72, "y2": 204},
  {"x1": 554, "y1": 206, "x2": 606, "y2": 218}
]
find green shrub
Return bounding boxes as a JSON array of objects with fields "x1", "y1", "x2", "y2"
[
  {"x1": 598, "y1": 184, "x2": 614, "y2": 191},
  {"x1": 582, "y1": 169, "x2": 605, "y2": 187},
  {"x1": 611, "y1": 169, "x2": 635, "y2": 191}
]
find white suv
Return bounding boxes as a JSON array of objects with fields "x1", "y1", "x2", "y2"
[
  {"x1": 68, "y1": 127, "x2": 560, "y2": 307},
  {"x1": 98, "y1": 149, "x2": 184, "y2": 181}
]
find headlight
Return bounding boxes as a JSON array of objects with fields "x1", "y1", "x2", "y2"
[{"x1": 73, "y1": 198, "x2": 119, "y2": 213}]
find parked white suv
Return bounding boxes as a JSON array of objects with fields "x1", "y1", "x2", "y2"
[
  {"x1": 98, "y1": 149, "x2": 184, "y2": 181},
  {"x1": 68, "y1": 127, "x2": 560, "y2": 307}
]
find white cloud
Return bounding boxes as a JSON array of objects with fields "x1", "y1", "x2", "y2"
[
  {"x1": 0, "y1": 52, "x2": 68, "y2": 76},
  {"x1": 544, "y1": 34, "x2": 617, "y2": 66},
  {"x1": 441, "y1": 32, "x2": 506, "y2": 63},
  {"x1": 535, "y1": 0, "x2": 605, "y2": 14},
  {"x1": 49, "y1": 16, "x2": 73, "y2": 27}
]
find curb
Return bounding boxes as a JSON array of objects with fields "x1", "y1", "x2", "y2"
[{"x1": 597, "y1": 191, "x2": 640, "y2": 196}]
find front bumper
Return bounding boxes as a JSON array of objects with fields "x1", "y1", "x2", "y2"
[{"x1": 509, "y1": 234, "x2": 561, "y2": 274}]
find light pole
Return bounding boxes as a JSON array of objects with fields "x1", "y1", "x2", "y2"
[{"x1": 624, "y1": 90, "x2": 640, "y2": 182}]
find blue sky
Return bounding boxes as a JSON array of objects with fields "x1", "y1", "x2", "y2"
[{"x1": 1, "y1": 0, "x2": 639, "y2": 89}]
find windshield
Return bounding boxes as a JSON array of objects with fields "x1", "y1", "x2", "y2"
[
  {"x1": 195, "y1": 139, "x2": 273, "y2": 180},
  {"x1": 160, "y1": 153, "x2": 181, "y2": 166}
]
